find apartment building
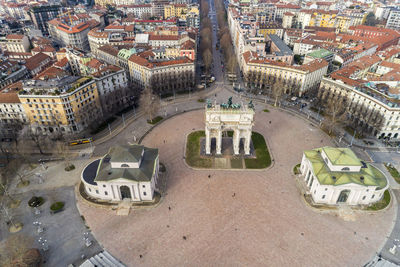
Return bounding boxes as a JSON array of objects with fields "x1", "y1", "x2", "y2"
[
  {"x1": 0, "y1": 60, "x2": 29, "y2": 90},
  {"x1": 242, "y1": 51, "x2": 328, "y2": 95},
  {"x1": 18, "y1": 76, "x2": 102, "y2": 135},
  {"x1": 25, "y1": 52, "x2": 53, "y2": 77},
  {"x1": 88, "y1": 28, "x2": 109, "y2": 55},
  {"x1": 91, "y1": 65, "x2": 130, "y2": 114},
  {"x1": 117, "y1": 4, "x2": 151, "y2": 18},
  {"x1": 48, "y1": 19, "x2": 93, "y2": 51},
  {"x1": 318, "y1": 51, "x2": 400, "y2": 139},
  {"x1": 28, "y1": 5, "x2": 62, "y2": 36},
  {"x1": 0, "y1": 82, "x2": 27, "y2": 139},
  {"x1": 275, "y1": 3, "x2": 301, "y2": 19},
  {"x1": 386, "y1": 9, "x2": 400, "y2": 31},
  {"x1": 65, "y1": 47, "x2": 92, "y2": 76},
  {"x1": 6, "y1": 34, "x2": 30, "y2": 53},
  {"x1": 164, "y1": 4, "x2": 188, "y2": 19},
  {"x1": 128, "y1": 55, "x2": 194, "y2": 94},
  {"x1": 309, "y1": 10, "x2": 338, "y2": 28}
]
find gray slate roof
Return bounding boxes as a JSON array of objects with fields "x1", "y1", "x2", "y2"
[
  {"x1": 268, "y1": 34, "x2": 293, "y2": 56},
  {"x1": 95, "y1": 145, "x2": 158, "y2": 182}
]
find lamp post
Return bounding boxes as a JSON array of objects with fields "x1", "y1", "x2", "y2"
[{"x1": 350, "y1": 130, "x2": 356, "y2": 147}]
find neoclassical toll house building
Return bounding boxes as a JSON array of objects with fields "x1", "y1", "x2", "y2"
[
  {"x1": 82, "y1": 144, "x2": 159, "y2": 202},
  {"x1": 300, "y1": 147, "x2": 388, "y2": 206}
]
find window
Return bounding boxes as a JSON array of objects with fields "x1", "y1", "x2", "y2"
[
  {"x1": 371, "y1": 194, "x2": 375, "y2": 199},
  {"x1": 322, "y1": 195, "x2": 325, "y2": 199},
  {"x1": 96, "y1": 190, "x2": 99, "y2": 194},
  {"x1": 325, "y1": 188, "x2": 328, "y2": 191},
  {"x1": 89, "y1": 188, "x2": 91, "y2": 192},
  {"x1": 142, "y1": 185, "x2": 145, "y2": 188},
  {"x1": 341, "y1": 167, "x2": 350, "y2": 171},
  {"x1": 103, "y1": 184, "x2": 106, "y2": 187},
  {"x1": 121, "y1": 163, "x2": 129, "y2": 168},
  {"x1": 362, "y1": 196, "x2": 366, "y2": 200},
  {"x1": 143, "y1": 192, "x2": 147, "y2": 196},
  {"x1": 105, "y1": 191, "x2": 108, "y2": 195}
]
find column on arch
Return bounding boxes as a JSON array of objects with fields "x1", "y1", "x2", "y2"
[
  {"x1": 244, "y1": 129, "x2": 251, "y2": 155},
  {"x1": 205, "y1": 127, "x2": 211, "y2": 155},
  {"x1": 233, "y1": 129, "x2": 240, "y2": 155},
  {"x1": 216, "y1": 128, "x2": 222, "y2": 155}
]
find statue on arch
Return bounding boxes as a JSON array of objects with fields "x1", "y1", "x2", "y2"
[
  {"x1": 227, "y1": 97, "x2": 233, "y2": 108},
  {"x1": 248, "y1": 100, "x2": 254, "y2": 109}
]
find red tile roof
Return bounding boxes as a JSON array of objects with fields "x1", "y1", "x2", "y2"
[
  {"x1": 34, "y1": 66, "x2": 68, "y2": 80},
  {"x1": 25, "y1": 53, "x2": 51, "y2": 71},
  {"x1": 6, "y1": 34, "x2": 25, "y2": 40},
  {"x1": 149, "y1": 35, "x2": 180, "y2": 41},
  {"x1": 54, "y1": 57, "x2": 69, "y2": 68}
]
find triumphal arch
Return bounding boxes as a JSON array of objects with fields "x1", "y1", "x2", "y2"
[{"x1": 205, "y1": 98, "x2": 255, "y2": 155}]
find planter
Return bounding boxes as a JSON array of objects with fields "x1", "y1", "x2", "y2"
[{"x1": 50, "y1": 202, "x2": 65, "y2": 214}]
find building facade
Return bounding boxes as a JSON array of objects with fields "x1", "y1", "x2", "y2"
[
  {"x1": 19, "y1": 76, "x2": 103, "y2": 135},
  {"x1": 242, "y1": 51, "x2": 328, "y2": 96},
  {"x1": 6, "y1": 34, "x2": 30, "y2": 53},
  {"x1": 0, "y1": 83, "x2": 27, "y2": 139},
  {"x1": 386, "y1": 9, "x2": 400, "y2": 30},
  {"x1": 28, "y1": 5, "x2": 62, "y2": 36}
]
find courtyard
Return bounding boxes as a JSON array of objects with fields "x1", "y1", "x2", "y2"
[{"x1": 77, "y1": 108, "x2": 395, "y2": 266}]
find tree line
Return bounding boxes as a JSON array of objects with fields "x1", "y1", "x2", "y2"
[
  {"x1": 245, "y1": 70, "x2": 301, "y2": 106},
  {"x1": 200, "y1": 0, "x2": 213, "y2": 74},
  {"x1": 215, "y1": 0, "x2": 237, "y2": 74},
  {"x1": 315, "y1": 85, "x2": 385, "y2": 137}
]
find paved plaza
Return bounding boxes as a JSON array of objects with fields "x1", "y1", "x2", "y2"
[{"x1": 77, "y1": 109, "x2": 395, "y2": 266}]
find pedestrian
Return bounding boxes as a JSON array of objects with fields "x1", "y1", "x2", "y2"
[
  {"x1": 269, "y1": 121, "x2": 271, "y2": 124},
  {"x1": 208, "y1": 174, "x2": 211, "y2": 179},
  {"x1": 168, "y1": 206, "x2": 171, "y2": 210},
  {"x1": 232, "y1": 193, "x2": 236, "y2": 197},
  {"x1": 163, "y1": 140, "x2": 165, "y2": 143}
]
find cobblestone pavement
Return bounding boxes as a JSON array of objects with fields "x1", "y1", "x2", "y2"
[{"x1": 77, "y1": 109, "x2": 395, "y2": 267}]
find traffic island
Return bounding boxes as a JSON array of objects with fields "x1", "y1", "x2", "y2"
[{"x1": 185, "y1": 131, "x2": 271, "y2": 169}]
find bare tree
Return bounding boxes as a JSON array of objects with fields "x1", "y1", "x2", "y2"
[
  {"x1": 203, "y1": 49, "x2": 213, "y2": 74},
  {"x1": 140, "y1": 88, "x2": 160, "y2": 122},
  {"x1": 0, "y1": 142, "x2": 12, "y2": 164},
  {"x1": 4, "y1": 156, "x2": 29, "y2": 186},
  {"x1": 0, "y1": 233, "x2": 38, "y2": 267},
  {"x1": 272, "y1": 78, "x2": 285, "y2": 106},
  {"x1": 324, "y1": 95, "x2": 348, "y2": 135},
  {"x1": 19, "y1": 124, "x2": 45, "y2": 155},
  {"x1": 200, "y1": 0, "x2": 209, "y2": 18},
  {"x1": 226, "y1": 55, "x2": 237, "y2": 74}
]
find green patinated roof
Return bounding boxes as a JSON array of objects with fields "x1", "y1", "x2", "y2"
[
  {"x1": 322, "y1": 147, "x2": 362, "y2": 166},
  {"x1": 304, "y1": 147, "x2": 387, "y2": 189},
  {"x1": 95, "y1": 145, "x2": 158, "y2": 182},
  {"x1": 109, "y1": 145, "x2": 144, "y2": 163},
  {"x1": 306, "y1": 49, "x2": 333, "y2": 59},
  {"x1": 118, "y1": 48, "x2": 136, "y2": 60}
]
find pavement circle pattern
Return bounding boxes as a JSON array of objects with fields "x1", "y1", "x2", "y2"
[{"x1": 77, "y1": 109, "x2": 395, "y2": 266}]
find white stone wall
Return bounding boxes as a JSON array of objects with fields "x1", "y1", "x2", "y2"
[
  {"x1": 300, "y1": 153, "x2": 388, "y2": 206},
  {"x1": 82, "y1": 156, "x2": 159, "y2": 202}
]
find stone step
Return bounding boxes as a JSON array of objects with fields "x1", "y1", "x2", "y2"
[
  {"x1": 102, "y1": 251, "x2": 126, "y2": 267},
  {"x1": 79, "y1": 251, "x2": 126, "y2": 267}
]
